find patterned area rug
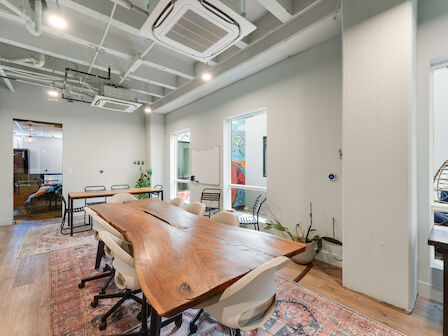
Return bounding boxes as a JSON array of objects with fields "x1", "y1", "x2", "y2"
[
  {"x1": 50, "y1": 243, "x2": 404, "y2": 336},
  {"x1": 18, "y1": 223, "x2": 95, "y2": 258}
]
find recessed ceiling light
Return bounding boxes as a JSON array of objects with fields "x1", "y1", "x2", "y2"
[
  {"x1": 48, "y1": 89, "x2": 59, "y2": 98},
  {"x1": 201, "y1": 72, "x2": 212, "y2": 81},
  {"x1": 48, "y1": 15, "x2": 67, "y2": 29},
  {"x1": 144, "y1": 106, "x2": 152, "y2": 114}
]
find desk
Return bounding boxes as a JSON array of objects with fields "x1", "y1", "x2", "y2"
[
  {"x1": 68, "y1": 187, "x2": 163, "y2": 236},
  {"x1": 428, "y1": 228, "x2": 448, "y2": 336},
  {"x1": 90, "y1": 198, "x2": 305, "y2": 336}
]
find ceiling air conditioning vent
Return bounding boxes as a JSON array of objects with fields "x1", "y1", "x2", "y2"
[
  {"x1": 140, "y1": 0, "x2": 256, "y2": 62},
  {"x1": 91, "y1": 95, "x2": 142, "y2": 113}
]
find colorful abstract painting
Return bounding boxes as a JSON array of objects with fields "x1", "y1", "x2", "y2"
[{"x1": 231, "y1": 119, "x2": 246, "y2": 207}]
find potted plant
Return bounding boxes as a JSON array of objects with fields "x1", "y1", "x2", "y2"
[
  {"x1": 265, "y1": 202, "x2": 322, "y2": 265},
  {"x1": 135, "y1": 167, "x2": 152, "y2": 199}
]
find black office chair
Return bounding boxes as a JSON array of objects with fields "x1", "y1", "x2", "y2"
[
  {"x1": 152, "y1": 184, "x2": 163, "y2": 199},
  {"x1": 201, "y1": 188, "x2": 221, "y2": 217},
  {"x1": 84, "y1": 185, "x2": 106, "y2": 224},
  {"x1": 239, "y1": 195, "x2": 266, "y2": 231},
  {"x1": 111, "y1": 184, "x2": 130, "y2": 190}
]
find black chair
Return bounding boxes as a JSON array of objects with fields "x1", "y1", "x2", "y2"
[
  {"x1": 56, "y1": 190, "x2": 92, "y2": 235},
  {"x1": 200, "y1": 188, "x2": 221, "y2": 217},
  {"x1": 152, "y1": 184, "x2": 163, "y2": 199},
  {"x1": 84, "y1": 185, "x2": 106, "y2": 224},
  {"x1": 239, "y1": 195, "x2": 266, "y2": 231},
  {"x1": 111, "y1": 184, "x2": 130, "y2": 190}
]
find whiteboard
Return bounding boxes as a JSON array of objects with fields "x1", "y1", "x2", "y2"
[{"x1": 191, "y1": 146, "x2": 220, "y2": 185}]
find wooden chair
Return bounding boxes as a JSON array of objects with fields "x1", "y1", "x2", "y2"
[{"x1": 201, "y1": 188, "x2": 221, "y2": 217}]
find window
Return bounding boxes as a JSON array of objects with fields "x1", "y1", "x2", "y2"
[
  {"x1": 224, "y1": 109, "x2": 267, "y2": 213},
  {"x1": 431, "y1": 65, "x2": 448, "y2": 269},
  {"x1": 171, "y1": 130, "x2": 190, "y2": 202}
]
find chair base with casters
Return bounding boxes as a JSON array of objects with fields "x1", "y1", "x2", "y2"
[
  {"x1": 78, "y1": 265, "x2": 115, "y2": 295},
  {"x1": 91, "y1": 289, "x2": 143, "y2": 330}
]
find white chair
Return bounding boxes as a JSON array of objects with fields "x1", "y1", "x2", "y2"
[
  {"x1": 108, "y1": 192, "x2": 137, "y2": 204},
  {"x1": 189, "y1": 256, "x2": 289, "y2": 335},
  {"x1": 185, "y1": 202, "x2": 206, "y2": 216},
  {"x1": 169, "y1": 197, "x2": 184, "y2": 207},
  {"x1": 92, "y1": 231, "x2": 143, "y2": 331},
  {"x1": 211, "y1": 211, "x2": 240, "y2": 227},
  {"x1": 78, "y1": 207, "x2": 130, "y2": 292}
]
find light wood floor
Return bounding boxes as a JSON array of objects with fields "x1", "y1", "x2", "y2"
[{"x1": 0, "y1": 218, "x2": 443, "y2": 336}]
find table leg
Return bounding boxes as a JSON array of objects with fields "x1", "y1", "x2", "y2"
[
  {"x1": 149, "y1": 307, "x2": 161, "y2": 336},
  {"x1": 444, "y1": 253, "x2": 448, "y2": 336},
  {"x1": 160, "y1": 191, "x2": 163, "y2": 201},
  {"x1": 69, "y1": 196, "x2": 73, "y2": 236}
]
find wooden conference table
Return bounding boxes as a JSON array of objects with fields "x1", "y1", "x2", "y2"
[
  {"x1": 90, "y1": 198, "x2": 305, "y2": 336},
  {"x1": 67, "y1": 187, "x2": 163, "y2": 236}
]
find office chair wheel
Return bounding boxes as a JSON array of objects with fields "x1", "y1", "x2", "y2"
[
  {"x1": 175, "y1": 317, "x2": 183, "y2": 328},
  {"x1": 99, "y1": 319, "x2": 107, "y2": 330},
  {"x1": 136, "y1": 312, "x2": 142, "y2": 321},
  {"x1": 90, "y1": 299, "x2": 98, "y2": 308},
  {"x1": 189, "y1": 323, "x2": 197, "y2": 334},
  {"x1": 100, "y1": 288, "x2": 106, "y2": 295}
]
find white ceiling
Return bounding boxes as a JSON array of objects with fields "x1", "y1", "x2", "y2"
[{"x1": 0, "y1": 0, "x2": 341, "y2": 113}]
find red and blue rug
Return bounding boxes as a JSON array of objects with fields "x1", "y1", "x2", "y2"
[{"x1": 50, "y1": 243, "x2": 403, "y2": 335}]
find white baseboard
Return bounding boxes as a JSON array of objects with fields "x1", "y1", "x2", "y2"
[
  {"x1": 316, "y1": 248, "x2": 342, "y2": 268},
  {"x1": 418, "y1": 280, "x2": 443, "y2": 303},
  {"x1": 0, "y1": 216, "x2": 13, "y2": 226}
]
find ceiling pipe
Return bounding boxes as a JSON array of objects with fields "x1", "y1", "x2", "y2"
[
  {"x1": 81, "y1": 3, "x2": 117, "y2": 87},
  {"x1": 0, "y1": 0, "x2": 25, "y2": 17},
  {"x1": 109, "y1": 0, "x2": 149, "y2": 16},
  {"x1": 0, "y1": 53, "x2": 45, "y2": 68},
  {"x1": 0, "y1": 0, "x2": 42, "y2": 36},
  {"x1": 26, "y1": 0, "x2": 42, "y2": 36}
]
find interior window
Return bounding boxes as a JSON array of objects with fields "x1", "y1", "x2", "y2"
[{"x1": 226, "y1": 111, "x2": 267, "y2": 213}]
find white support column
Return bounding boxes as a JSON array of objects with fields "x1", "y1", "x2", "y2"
[
  {"x1": 145, "y1": 113, "x2": 165, "y2": 188},
  {"x1": 342, "y1": 0, "x2": 417, "y2": 311}
]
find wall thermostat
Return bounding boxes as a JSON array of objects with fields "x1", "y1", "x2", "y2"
[{"x1": 328, "y1": 173, "x2": 336, "y2": 181}]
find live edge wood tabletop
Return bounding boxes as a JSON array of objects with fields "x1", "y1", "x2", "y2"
[{"x1": 90, "y1": 198, "x2": 305, "y2": 318}]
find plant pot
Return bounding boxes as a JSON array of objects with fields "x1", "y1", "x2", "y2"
[{"x1": 291, "y1": 241, "x2": 316, "y2": 265}]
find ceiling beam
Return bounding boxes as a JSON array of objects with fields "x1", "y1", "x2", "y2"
[
  {"x1": 152, "y1": 0, "x2": 340, "y2": 113},
  {"x1": 0, "y1": 67, "x2": 14, "y2": 91},
  {"x1": 0, "y1": 9, "x2": 195, "y2": 81},
  {"x1": 256, "y1": 0, "x2": 292, "y2": 23},
  {"x1": 0, "y1": 18, "x2": 179, "y2": 90}
]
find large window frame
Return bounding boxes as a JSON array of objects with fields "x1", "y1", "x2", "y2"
[
  {"x1": 170, "y1": 129, "x2": 191, "y2": 202},
  {"x1": 429, "y1": 62, "x2": 448, "y2": 270},
  {"x1": 223, "y1": 108, "x2": 267, "y2": 210}
]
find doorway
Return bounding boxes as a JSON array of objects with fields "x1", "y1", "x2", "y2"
[{"x1": 13, "y1": 119, "x2": 63, "y2": 221}]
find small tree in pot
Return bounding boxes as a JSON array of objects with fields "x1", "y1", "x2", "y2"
[
  {"x1": 265, "y1": 202, "x2": 322, "y2": 264},
  {"x1": 135, "y1": 167, "x2": 152, "y2": 199}
]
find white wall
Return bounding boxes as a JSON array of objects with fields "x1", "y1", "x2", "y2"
[
  {"x1": 342, "y1": 0, "x2": 417, "y2": 311},
  {"x1": 416, "y1": 0, "x2": 448, "y2": 303},
  {"x1": 0, "y1": 83, "x2": 147, "y2": 225},
  {"x1": 164, "y1": 37, "x2": 343, "y2": 266},
  {"x1": 145, "y1": 113, "x2": 165, "y2": 187}
]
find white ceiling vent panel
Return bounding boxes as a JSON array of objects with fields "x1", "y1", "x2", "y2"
[
  {"x1": 140, "y1": 0, "x2": 256, "y2": 62},
  {"x1": 91, "y1": 95, "x2": 142, "y2": 113}
]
